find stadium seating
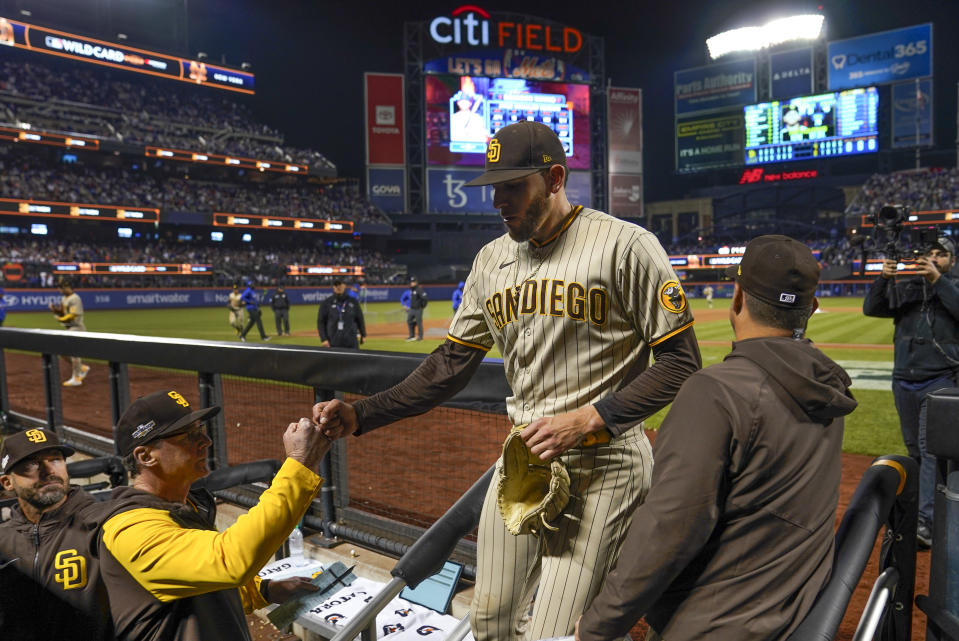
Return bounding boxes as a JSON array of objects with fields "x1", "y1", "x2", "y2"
[
  {"x1": 0, "y1": 235, "x2": 403, "y2": 287},
  {"x1": 0, "y1": 149, "x2": 389, "y2": 225},
  {"x1": 0, "y1": 57, "x2": 334, "y2": 170},
  {"x1": 846, "y1": 168, "x2": 959, "y2": 217}
]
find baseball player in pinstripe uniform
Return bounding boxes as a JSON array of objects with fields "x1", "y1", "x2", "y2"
[{"x1": 314, "y1": 121, "x2": 701, "y2": 641}]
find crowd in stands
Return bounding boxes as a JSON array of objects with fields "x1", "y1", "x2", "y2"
[
  {"x1": 663, "y1": 233, "x2": 860, "y2": 273},
  {"x1": 846, "y1": 167, "x2": 959, "y2": 216},
  {"x1": 0, "y1": 237, "x2": 404, "y2": 288},
  {"x1": 0, "y1": 150, "x2": 390, "y2": 224},
  {"x1": 0, "y1": 58, "x2": 334, "y2": 170}
]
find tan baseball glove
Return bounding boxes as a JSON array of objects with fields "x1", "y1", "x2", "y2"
[{"x1": 496, "y1": 426, "x2": 571, "y2": 536}]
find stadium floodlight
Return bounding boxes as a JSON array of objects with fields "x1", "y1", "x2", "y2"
[{"x1": 707, "y1": 14, "x2": 824, "y2": 60}]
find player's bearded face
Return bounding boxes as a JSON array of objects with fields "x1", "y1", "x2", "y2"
[
  {"x1": 495, "y1": 173, "x2": 550, "y2": 243},
  {"x1": 5, "y1": 454, "x2": 69, "y2": 510}
]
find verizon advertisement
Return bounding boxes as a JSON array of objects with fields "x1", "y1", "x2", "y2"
[
  {"x1": 365, "y1": 73, "x2": 406, "y2": 165},
  {"x1": 607, "y1": 87, "x2": 643, "y2": 217}
]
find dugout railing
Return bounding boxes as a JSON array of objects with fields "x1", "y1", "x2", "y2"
[
  {"x1": 917, "y1": 390, "x2": 959, "y2": 641},
  {"x1": 0, "y1": 327, "x2": 511, "y2": 575}
]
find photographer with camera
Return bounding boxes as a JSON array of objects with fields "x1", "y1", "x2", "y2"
[{"x1": 863, "y1": 232, "x2": 959, "y2": 549}]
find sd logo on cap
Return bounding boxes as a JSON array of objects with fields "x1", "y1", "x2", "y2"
[{"x1": 466, "y1": 121, "x2": 566, "y2": 187}]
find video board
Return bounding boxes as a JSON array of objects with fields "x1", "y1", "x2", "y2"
[
  {"x1": 426, "y1": 74, "x2": 590, "y2": 169},
  {"x1": 52, "y1": 262, "x2": 212, "y2": 276},
  {"x1": 0, "y1": 16, "x2": 254, "y2": 94},
  {"x1": 744, "y1": 87, "x2": 878, "y2": 165}
]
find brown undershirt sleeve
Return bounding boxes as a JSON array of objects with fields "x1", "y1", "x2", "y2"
[
  {"x1": 353, "y1": 340, "x2": 487, "y2": 434},
  {"x1": 593, "y1": 326, "x2": 702, "y2": 436}
]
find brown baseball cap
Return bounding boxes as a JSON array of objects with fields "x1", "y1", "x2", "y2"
[
  {"x1": 465, "y1": 120, "x2": 566, "y2": 187},
  {"x1": 1, "y1": 429, "x2": 75, "y2": 474},
  {"x1": 116, "y1": 390, "x2": 220, "y2": 456},
  {"x1": 724, "y1": 235, "x2": 820, "y2": 308}
]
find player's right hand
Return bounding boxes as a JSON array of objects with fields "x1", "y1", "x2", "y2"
[
  {"x1": 312, "y1": 399, "x2": 358, "y2": 440},
  {"x1": 880, "y1": 258, "x2": 899, "y2": 279},
  {"x1": 283, "y1": 417, "x2": 331, "y2": 474}
]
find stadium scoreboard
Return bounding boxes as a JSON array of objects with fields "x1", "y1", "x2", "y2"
[{"x1": 744, "y1": 87, "x2": 878, "y2": 165}]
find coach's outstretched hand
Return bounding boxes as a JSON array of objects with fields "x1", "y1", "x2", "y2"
[
  {"x1": 522, "y1": 406, "x2": 606, "y2": 461},
  {"x1": 312, "y1": 399, "x2": 359, "y2": 440},
  {"x1": 283, "y1": 417, "x2": 331, "y2": 474}
]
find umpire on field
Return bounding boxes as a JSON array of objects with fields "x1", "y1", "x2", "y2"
[
  {"x1": 313, "y1": 120, "x2": 701, "y2": 641},
  {"x1": 577, "y1": 236, "x2": 857, "y2": 641},
  {"x1": 317, "y1": 279, "x2": 366, "y2": 348}
]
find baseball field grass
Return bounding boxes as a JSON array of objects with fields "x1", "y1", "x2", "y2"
[{"x1": 6, "y1": 295, "x2": 905, "y2": 456}]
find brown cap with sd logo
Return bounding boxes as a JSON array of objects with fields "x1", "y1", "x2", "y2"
[
  {"x1": 1, "y1": 429, "x2": 75, "y2": 474},
  {"x1": 115, "y1": 390, "x2": 220, "y2": 456},
  {"x1": 465, "y1": 120, "x2": 567, "y2": 187}
]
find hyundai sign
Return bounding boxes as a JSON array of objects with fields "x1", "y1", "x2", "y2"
[{"x1": 828, "y1": 23, "x2": 932, "y2": 91}]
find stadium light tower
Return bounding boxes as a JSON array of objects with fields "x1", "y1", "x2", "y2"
[{"x1": 706, "y1": 14, "x2": 824, "y2": 60}]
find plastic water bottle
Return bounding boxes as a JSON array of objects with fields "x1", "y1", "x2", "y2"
[{"x1": 288, "y1": 523, "x2": 307, "y2": 566}]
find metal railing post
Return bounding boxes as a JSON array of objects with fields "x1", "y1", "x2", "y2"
[
  {"x1": 41, "y1": 353, "x2": 63, "y2": 435},
  {"x1": 109, "y1": 361, "x2": 129, "y2": 455},
  {"x1": 199, "y1": 372, "x2": 227, "y2": 468},
  {"x1": 0, "y1": 347, "x2": 9, "y2": 430}
]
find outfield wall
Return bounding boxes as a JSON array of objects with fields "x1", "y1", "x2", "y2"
[{"x1": 2, "y1": 285, "x2": 459, "y2": 311}]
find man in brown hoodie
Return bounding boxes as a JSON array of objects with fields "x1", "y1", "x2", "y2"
[{"x1": 577, "y1": 235, "x2": 858, "y2": 641}]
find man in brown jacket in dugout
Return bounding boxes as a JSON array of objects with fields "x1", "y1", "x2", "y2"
[{"x1": 577, "y1": 235, "x2": 858, "y2": 641}]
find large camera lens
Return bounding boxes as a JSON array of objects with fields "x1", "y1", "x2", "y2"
[{"x1": 879, "y1": 205, "x2": 902, "y2": 222}]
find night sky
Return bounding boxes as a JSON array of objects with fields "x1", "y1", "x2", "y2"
[{"x1": 79, "y1": 1, "x2": 959, "y2": 201}]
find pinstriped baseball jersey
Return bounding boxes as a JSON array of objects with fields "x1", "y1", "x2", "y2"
[{"x1": 448, "y1": 205, "x2": 694, "y2": 426}]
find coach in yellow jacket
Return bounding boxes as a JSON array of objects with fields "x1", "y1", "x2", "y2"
[{"x1": 97, "y1": 390, "x2": 329, "y2": 641}]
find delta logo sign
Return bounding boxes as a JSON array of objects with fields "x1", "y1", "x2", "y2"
[{"x1": 428, "y1": 5, "x2": 583, "y2": 54}]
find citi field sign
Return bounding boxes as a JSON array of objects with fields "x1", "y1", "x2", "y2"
[{"x1": 428, "y1": 5, "x2": 583, "y2": 54}]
